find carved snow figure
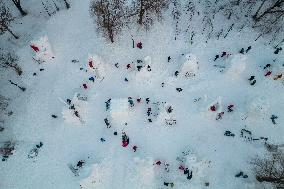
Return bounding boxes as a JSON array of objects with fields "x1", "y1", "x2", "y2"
[
  {"x1": 30, "y1": 36, "x2": 54, "y2": 63},
  {"x1": 88, "y1": 55, "x2": 107, "y2": 81},
  {"x1": 226, "y1": 55, "x2": 247, "y2": 78},
  {"x1": 61, "y1": 93, "x2": 87, "y2": 125},
  {"x1": 180, "y1": 54, "x2": 199, "y2": 78}
]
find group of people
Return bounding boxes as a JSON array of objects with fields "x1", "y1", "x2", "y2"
[{"x1": 62, "y1": 40, "x2": 283, "y2": 187}]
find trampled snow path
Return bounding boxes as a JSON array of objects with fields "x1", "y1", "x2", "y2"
[{"x1": 1, "y1": 1, "x2": 284, "y2": 189}]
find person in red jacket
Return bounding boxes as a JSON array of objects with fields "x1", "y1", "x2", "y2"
[
  {"x1": 30, "y1": 44, "x2": 39, "y2": 52},
  {"x1": 137, "y1": 42, "x2": 142, "y2": 49}
]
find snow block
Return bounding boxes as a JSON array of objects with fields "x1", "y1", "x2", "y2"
[{"x1": 110, "y1": 98, "x2": 130, "y2": 124}]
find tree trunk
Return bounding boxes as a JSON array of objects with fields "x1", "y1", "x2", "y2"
[
  {"x1": 138, "y1": 1, "x2": 144, "y2": 25},
  {"x1": 253, "y1": 0, "x2": 284, "y2": 22},
  {"x1": 12, "y1": 0, "x2": 27, "y2": 16},
  {"x1": 256, "y1": 176, "x2": 284, "y2": 183},
  {"x1": 63, "y1": 0, "x2": 70, "y2": 9},
  {"x1": 5, "y1": 26, "x2": 19, "y2": 39},
  {"x1": 109, "y1": 32, "x2": 114, "y2": 43}
]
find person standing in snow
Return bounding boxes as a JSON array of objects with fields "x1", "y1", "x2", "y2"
[
  {"x1": 133, "y1": 145, "x2": 137, "y2": 152},
  {"x1": 248, "y1": 75, "x2": 256, "y2": 85},
  {"x1": 221, "y1": 52, "x2": 227, "y2": 57},
  {"x1": 175, "y1": 71, "x2": 179, "y2": 77},
  {"x1": 274, "y1": 47, "x2": 282, "y2": 54},
  {"x1": 214, "y1": 55, "x2": 219, "y2": 61},
  {"x1": 270, "y1": 115, "x2": 278, "y2": 124},
  {"x1": 216, "y1": 112, "x2": 224, "y2": 120},
  {"x1": 105, "y1": 99, "x2": 111, "y2": 111},
  {"x1": 127, "y1": 63, "x2": 131, "y2": 69},
  {"x1": 147, "y1": 107, "x2": 152, "y2": 116},
  {"x1": 104, "y1": 118, "x2": 111, "y2": 128},
  {"x1": 164, "y1": 182, "x2": 174, "y2": 187},
  {"x1": 246, "y1": 46, "x2": 252, "y2": 53},
  {"x1": 122, "y1": 132, "x2": 129, "y2": 147},
  {"x1": 137, "y1": 42, "x2": 142, "y2": 49},
  {"x1": 146, "y1": 98, "x2": 150, "y2": 104},
  {"x1": 167, "y1": 106, "x2": 173, "y2": 113},
  {"x1": 227, "y1": 104, "x2": 234, "y2": 112},
  {"x1": 89, "y1": 77, "x2": 95, "y2": 82},
  {"x1": 128, "y1": 97, "x2": 134, "y2": 107},
  {"x1": 176, "y1": 88, "x2": 183, "y2": 92}
]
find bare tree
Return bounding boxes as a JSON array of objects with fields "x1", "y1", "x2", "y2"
[
  {"x1": 253, "y1": 0, "x2": 284, "y2": 22},
  {"x1": 0, "y1": 2, "x2": 18, "y2": 39},
  {"x1": 11, "y1": 0, "x2": 27, "y2": 16},
  {"x1": 0, "y1": 48, "x2": 22, "y2": 75},
  {"x1": 251, "y1": 0, "x2": 284, "y2": 43},
  {"x1": 132, "y1": 0, "x2": 169, "y2": 29},
  {"x1": 0, "y1": 95, "x2": 10, "y2": 113},
  {"x1": 171, "y1": 0, "x2": 181, "y2": 40},
  {"x1": 90, "y1": 0, "x2": 125, "y2": 43},
  {"x1": 252, "y1": 150, "x2": 284, "y2": 189}
]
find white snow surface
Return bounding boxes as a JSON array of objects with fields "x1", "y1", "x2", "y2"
[{"x1": 0, "y1": 1, "x2": 284, "y2": 189}]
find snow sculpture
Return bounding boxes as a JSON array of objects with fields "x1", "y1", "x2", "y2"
[
  {"x1": 135, "y1": 56, "x2": 153, "y2": 85},
  {"x1": 88, "y1": 55, "x2": 106, "y2": 80},
  {"x1": 110, "y1": 98, "x2": 130, "y2": 124},
  {"x1": 80, "y1": 158, "x2": 155, "y2": 189},
  {"x1": 226, "y1": 54, "x2": 247, "y2": 77},
  {"x1": 185, "y1": 154, "x2": 211, "y2": 180},
  {"x1": 247, "y1": 96, "x2": 270, "y2": 120},
  {"x1": 180, "y1": 54, "x2": 199, "y2": 78},
  {"x1": 177, "y1": 149, "x2": 211, "y2": 183},
  {"x1": 157, "y1": 103, "x2": 177, "y2": 126},
  {"x1": 62, "y1": 93, "x2": 87, "y2": 125},
  {"x1": 30, "y1": 36, "x2": 54, "y2": 63},
  {"x1": 80, "y1": 161, "x2": 113, "y2": 189}
]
